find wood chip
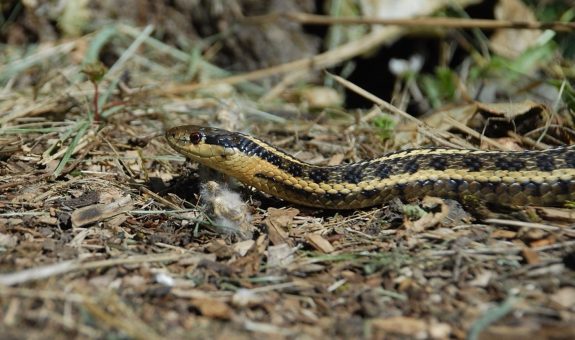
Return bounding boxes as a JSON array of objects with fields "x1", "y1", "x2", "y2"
[
  {"x1": 305, "y1": 233, "x2": 335, "y2": 253},
  {"x1": 490, "y1": 230, "x2": 517, "y2": 239},
  {"x1": 70, "y1": 196, "x2": 133, "y2": 228},
  {"x1": 530, "y1": 236, "x2": 556, "y2": 248},
  {"x1": 536, "y1": 207, "x2": 575, "y2": 222},
  {"x1": 521, "y1": 248, "x2": 540, "y2": 265},
  {"x1": 233, "y1": 240, "x2": 255, "y2": 257},
  {"x1": 371, "y1": 316, "x2": 427, "y2": 338},
  {"x1": 190, "y1": 299, "x2": 232, "y2": 319}
]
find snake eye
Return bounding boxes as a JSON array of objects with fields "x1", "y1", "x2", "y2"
[{"x1": 190, "y1": 132, "x2": 203, "y2": 145}]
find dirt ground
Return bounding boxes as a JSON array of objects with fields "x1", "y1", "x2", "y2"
[{"x1": 1, "y1": 1, "x2": 574, "y2": 339}]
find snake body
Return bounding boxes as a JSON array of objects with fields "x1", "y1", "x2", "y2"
[{"x1": 165, "y1": 125, "x2": 575, "y2": 209}]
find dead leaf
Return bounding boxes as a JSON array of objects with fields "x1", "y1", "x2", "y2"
[
  {"x1": 484, "y1": 137, "x2": 523, "y2": 151},
  {"x1": 229, "y1": 251, "x2": 262, "y2": 277},
  {"x1": 475, "y1": 100, "x2": 547, "y2": 121},
  {"x1": 522, "y1": 228, "x2": 549, "y2": 242},
  {"x1": 406, "y1": 197, "x2": 470, "y2": 231},
  {"x1": 106, "y1": 214, "x2": 129, "y2": 229},
  {"x1": 265, "y1": 207, "x2": 299, "y2": 246},
  {"x1": 400, "y1": 100, "x2": 548, "y2": 148},
  {"x1": 422, "y1": 104, "x2": 477, "y2": 133}
]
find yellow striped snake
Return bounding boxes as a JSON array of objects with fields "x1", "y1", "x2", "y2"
[{"x1": 166, "y1": 125, "x2": 575, "y2": 209}]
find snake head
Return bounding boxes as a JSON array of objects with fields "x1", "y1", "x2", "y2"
[{"x1": 165, "y1": 125, "x2": 241, "y2": 160}]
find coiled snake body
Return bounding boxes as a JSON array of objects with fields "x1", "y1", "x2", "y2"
[{"x1": 166, "y1": 125, "x2": 575, "y2": 209}]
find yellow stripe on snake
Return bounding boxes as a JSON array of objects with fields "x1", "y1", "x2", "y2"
[{"x1": 165, "y1": 125, "x2": 575, "y2": 209}]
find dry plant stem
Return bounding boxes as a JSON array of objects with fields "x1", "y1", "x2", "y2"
[
  {"x1": 101, "y1": 134, "x2": 135, "y2": 179},
  {"x1": 140, "y1": 186, "x2": 183, "y2": 210},
  {"x1": 32, "y1": 177, "x2": 84, "y2": 203},
  {"x1": 443, "y1": 116, "x2": 510, "y2": 150},
  {"x1": 282, "y1": 12, "x2": 575, "y2": 32},
  {"x1": 329, "y1": 73, "x2": 467, "y2": 148},
  {"x1": 0, "y1": 99, "x2": 60, "y2": 125},
  {"x1": 164, "y1": 24, "x2": 404, "y2": 94},
  {"x1": 259, "y1": 70, "x2": 309, "y2": 102},
  {"x1": 56, "y1": 136, "x2": 102, "y2": 179},
  {"x1": 507, "y1": 131, "x2": 549, "y2": 150},
  {"x1": 0, "y1": 288, "x2": 93, "y2": 303},
  {"x1": 428, "y1": 240, "x2": 575, "y2": 256},
  {"x1": 166, "y1": 3, "x2": 513, "y2": 95},
  {"x1": 91, "y1": 80, "x2": 100, "y2": 122},
  {"x1": 0, "y1": 172, "x2": 51, "y2": 191},
  {"x1": 484, "y1": 218, "x2": 562, "y2": 232},
  {"x1": 0, "y1": 253, "x2": 191, "y2": 286}
]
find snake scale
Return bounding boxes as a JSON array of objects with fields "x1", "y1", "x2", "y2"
[{"x1": 166, "y1": 125, "x2": 575, "y2": 209}]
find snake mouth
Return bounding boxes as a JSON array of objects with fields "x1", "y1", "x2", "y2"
[
  {"x1": 165, "y1": 126, "x2": 207, "y2": 158},
  {"x1": 165, "y1": 125, "x2": 236, "y2": 159}
]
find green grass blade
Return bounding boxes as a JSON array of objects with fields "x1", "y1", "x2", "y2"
[{"x1": 52, "y1": 120, "x2": 90, "y2": 178}]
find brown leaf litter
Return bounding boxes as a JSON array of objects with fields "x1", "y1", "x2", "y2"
[{"x1": 1, "y1": 2, "x2": 575, "y2": 338}]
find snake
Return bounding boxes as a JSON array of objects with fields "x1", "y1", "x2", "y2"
[{"x1": 165, "y1": 125, "x2": 575, "y2": 209}]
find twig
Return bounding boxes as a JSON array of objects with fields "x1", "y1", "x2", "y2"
[
  {"x1": 329, "y1": 73, "x2": 467, "y2": 149},
  {"x1": 507, "y1": 131, "x2": 549, "y2": 150},
  {"x1": 163, "y1": 23, "x2": 405, "y2": 94},
  {"x1": 484, "y1": 218, "x2": 563, "y2": 232},
  {"x1": 281, "y1": 12, "x2": 575, "y2": 32},
  {"x1": 444, "y1": 116, "x2": 512, "y2": 151},
  {"x1": 427, "y1": 240, "x2": 575, "y2": 257},
  {"x1": 0, "y1": 253, "x2": 196, "y2": 286}
]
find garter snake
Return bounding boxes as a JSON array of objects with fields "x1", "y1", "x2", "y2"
[{"x1": 165, "y1": 125, "x2": 575, "y2": 209}]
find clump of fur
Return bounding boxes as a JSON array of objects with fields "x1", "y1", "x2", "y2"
[{"x1": 200, "y1": 181, "x2": 254, "y2": 239}]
